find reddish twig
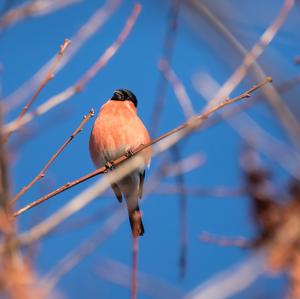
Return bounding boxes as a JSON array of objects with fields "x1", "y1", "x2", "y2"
[
  {"x1": 13, "y1": 77, "x2": 272, "y2": 218},
  {"x1": 75, "y1": 3, "x2": 141, "y2": 92},
  {"x1": 4, "y1": 3, "x2": 140, "y2": 134},
  {"x1": 3, "y1": 0, "x2": 122, "y2": 113},
  {"x1": 12, "y1": 109, "x2": 94, "y2": 205},
  {"x1": 5, "y1": 39, "x2": 71, "y2": 141},
  {"x1": 131, "y1": 237, "x2": 139, "y2": 299}
]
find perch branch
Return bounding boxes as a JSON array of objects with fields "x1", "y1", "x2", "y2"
[{"x1": 13, "y1": 77, "x2": 272, "y2": 218}]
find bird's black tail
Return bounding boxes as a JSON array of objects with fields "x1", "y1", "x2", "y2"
[{"x1": 128, "y1": 205, "x2": 144, "y2": 237}]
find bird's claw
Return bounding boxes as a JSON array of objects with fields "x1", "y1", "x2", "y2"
[
  {"x1": 125, "y1": 149, "x2": 134, "y2": 158},
  {"x1": 105, "y1": 161, "x2": 114, "y2": 172}
]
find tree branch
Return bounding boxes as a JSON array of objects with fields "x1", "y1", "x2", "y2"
[
  {"x1": 13, "y1": 77, "x2": 272, "y2": 218},
  {"x1": 12, "y1": 109, "x2": 94, "y2": 204},
  {"x1": 5, "y1": 38, "x2": 71, "y2": 141}
]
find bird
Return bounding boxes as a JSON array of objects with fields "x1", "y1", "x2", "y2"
[{"x1": 89, "y1": 89, "x2": 151, "y2": 237}]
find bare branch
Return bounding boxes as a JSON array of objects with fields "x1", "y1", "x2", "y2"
[
  {"x1": 0, "y1": 0, "x2": 80, "y2": 32},
  {"x1": 4, "y1": 3, "x2": 141, "y2": 135},
  {"x1": 3, "y1": 0, "x2": 122, "y2": 113},
  {"x1": 5, "y1": 38, "x2": 71, "y2": 141},
  {"x1": 159, "y1": 59, "x2": 195, "y2": 119},
  {"x1": 194, "y1": 74, "x2": 300, "y2": 180},
  {"x1": 189, "y1": 0, "x2": 300, "y2": 149},
  {"x1": 150, "y1": 0, "x2": 182, "y2": 135},
  {"x1": 93, "y1": 257, "x2": 185, "y2": 299},
  {"x1": 199, "y1": 232, "x2": 252, "y2": 248},
  {"x1": 184, "y1": 253, "x2": 266, "y2": 299},
  {"x1": 14, "y1": 78, "x2": 272, "y2": 246},
  {"x1": 36, "y1": 154, "x2": 200, "y2": 295},
  {"x1": 13, "y1": 78, "x2": 271, "y2": 219},
  {"x1": 12, "y1": 109, "x2": 94, "y2": 204}
]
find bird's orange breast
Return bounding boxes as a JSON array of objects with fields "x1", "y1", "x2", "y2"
[{"x1": 89, "y1": 100, "x2": 151, "y2": 168}]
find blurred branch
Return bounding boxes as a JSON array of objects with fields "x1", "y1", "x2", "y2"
[
  {"x1": 13, "y1": 78, "x2": 271, "y2": 219},
  {"x1": 0, "y1": 104, "x2": 17, "y2": 257},
  {"x1": 172, "y1": 146, "x2": 188, "y2": 279},
  {"x1": 159, "y1": 59, "x2": 195, "y2": 118},
  {"x1": 150, "y1": 0, "x2": 182, "y2": 135},
  {"x1": 199, "y1": 232, "x2": 252, "y2": 248},
  {"x1": 12, "y1": 109, "x2": 94, "y2": 204},
  {"x1": 131, "y1": 237, "x2": 138, "y2": 299},
  {"x1": 154, "y1": 184, "x2": 244, "y2": 198},
  {"x1": 294, "y1": 56, "x2": 300, "y2": 64},
  {"x1": 0, "y1": 0, "x2": 80, "y2": 32},
  {"x1": 0, "y1": 105, "x2": 43, "y2": 298},
  {"x1": 194, "y1": 74, "x2": 300, "y2": 180},
  {"x1": 14, "y1": 78, "x2": 271, "y2": 247},
  {"x1": 187, "y1": 0, "x2": 300, "y2": 149},
  {"x1": 184, "y1": 253, "x2": 266, "y2": 299},
  {"x1": 3, "y1": 0, "x2": 122, "y2": 113},
  {"x1": 93, "y1": 257, "x2": 185, "y2": 299},
  {"x1": 5, "y1": 38, "x2": 71, "y2": 141},
  {"x1": 37, "y1": 153, "x2": 200, "y2": 295},
  {"x1": 207, "y1": 0, "x2": 293, "y2": 107},
  {"x1": 49, "y1": 203, "x2": 117, "y2": 235},
  {"x1": 4, "y1": 2, "x2": 140, "y2": 134}
]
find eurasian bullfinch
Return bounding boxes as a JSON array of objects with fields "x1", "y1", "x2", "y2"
[{"x1": 89, "y1": 89, "x2": 151, "y2": 237}]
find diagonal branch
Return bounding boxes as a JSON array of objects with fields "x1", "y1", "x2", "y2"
[
  {"x1": 12, "y1": 109, "x2": 94, "y2": 204},
  {"x1": 5, "y1": 39, "x2": 71, "y2": 141},
  {"x1": 3, "y1": 0, "x2": 122, "y2": 113},
  {"x1": 13, "y1": 77, "x2": 272, "y2": 218},
  {"x1": 4, "y1": 3, "x2": 141, "y2": 135},
  {"x1": 0, "y1": 0, "x2": 80, "y2": 32}
]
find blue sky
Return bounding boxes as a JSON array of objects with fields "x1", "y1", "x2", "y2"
[{"x1": 1, "y1": 0, "x2": 300, "y2": 298}]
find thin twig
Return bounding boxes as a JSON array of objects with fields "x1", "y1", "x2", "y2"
[
  {"x1": 4, "y1": 3, "x2": 140, "y2": 135},
  {"x1": 74, "y1": 3, "x2": 142, "y2": 92},
  {"x1": 12, "y1": 109, "x2": 94, "y2": 204},
  {"x1": 14, "y1": 78, "x2": 271, "y2": 248},
  {"x1": 3, "y1": 0, "x2": 122, "y2": 113},
  {"x1": 5, "y1": 39, "x2": 71, "y2": 141},
  {"x1": 13, "y1": 77, "x2": 271, "y2": 218}
]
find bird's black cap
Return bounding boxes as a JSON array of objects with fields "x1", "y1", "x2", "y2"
[{"x1": 111, "y1": 89, "x2": 138, "y2": 107}]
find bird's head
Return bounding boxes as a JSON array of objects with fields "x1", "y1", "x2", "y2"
[{"x1": 111, "y1": 89, "x2": 138, "y2": 107}]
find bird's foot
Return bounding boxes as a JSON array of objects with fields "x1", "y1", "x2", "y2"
[
  {"x1": 125, "y1": 149, "x2": 134, "y2": 158},
  {"x1": 105, "y1": 161, "x2": 114, "y2": 172}
]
